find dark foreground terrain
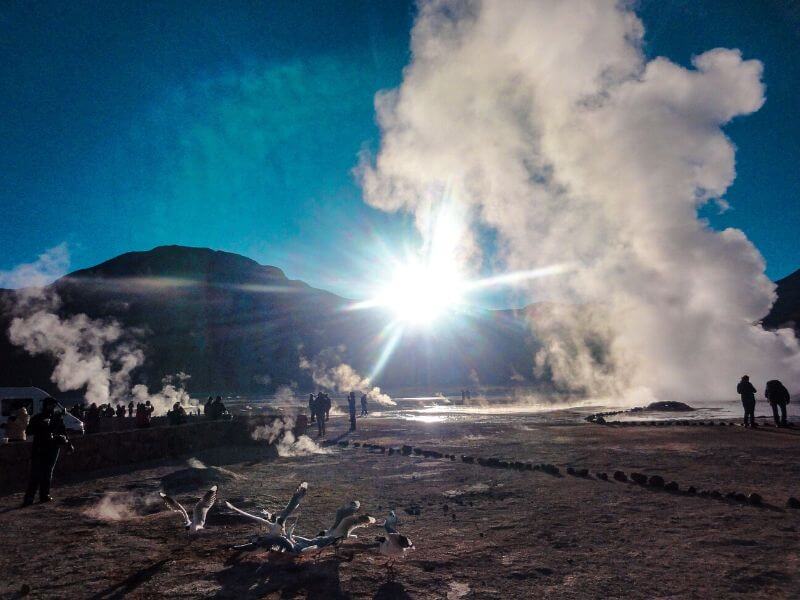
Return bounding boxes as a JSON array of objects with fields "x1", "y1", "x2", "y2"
[{"x1": 1, "y1": 415, "x2": 800, "y2": 599}]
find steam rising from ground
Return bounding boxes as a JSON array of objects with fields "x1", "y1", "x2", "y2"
[
  {"x1": 360, "y1": 0, "x2": 800, "y2": 401},
  {"x1": 300, "y1": 346, "x2": 396, "y2": 406},
  {"x1": 252, "y1": 417, "x2": 331, "y2": 456},
  {"x1": 83, "y1": 491, "x2": 160, "y2": 521},
  {"x1": 4, "y1": 246, "x2": 196, "y2": 413}
]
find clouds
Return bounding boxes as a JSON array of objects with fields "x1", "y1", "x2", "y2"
[
  {"x1": 0, "y1": 244, "x2": 69, "y2": 289},
  {"x1": 360, "y1": 0, "x2": 800, "y2": 400}
]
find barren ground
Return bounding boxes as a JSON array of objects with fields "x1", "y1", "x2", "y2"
[{"x1": 1, "y1": 415, "x2": 800, "y2": 599}]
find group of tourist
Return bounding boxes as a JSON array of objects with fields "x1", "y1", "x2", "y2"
[
  {"x1": 308, "y1": 392, "x2": 332, "y2": 436},
  {"x1": 68, "y1": 400, "x2": 156, "y2": 430},
  {"x1": 203, "y1": 396, "x2": 230, "y2": 420},
  {"x1": 737, "y1": 376, "x2": 792, "y2": 427},
  {"x1": 305, "y1": 391, "x2": 370, "y2": 436}
]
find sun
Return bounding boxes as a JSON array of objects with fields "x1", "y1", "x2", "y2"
[{"x1": 374, "y1": 258, "x2": 465, "y2": 325}]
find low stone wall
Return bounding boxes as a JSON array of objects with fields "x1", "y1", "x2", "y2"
[{"x1": 0, "y1": 416, "x2": 276, "y2": 495}]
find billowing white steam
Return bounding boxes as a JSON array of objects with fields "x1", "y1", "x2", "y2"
[
  {"x1": 5, "y1": 246, "x2": 196, "y2": 413},
  {"x1": 359, "y1": 0, "x2": 800, "y2": 401},
  {"x1": 299, "y1": 346, "x2": 396, "y2": 406},
  {"x1": 252, "y1": 417, "x2": 330, "y2": 456}
]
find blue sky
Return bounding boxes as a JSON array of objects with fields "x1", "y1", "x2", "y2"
[{"x1": 1, "y1": 0, "x2": 798, "y2": 297}]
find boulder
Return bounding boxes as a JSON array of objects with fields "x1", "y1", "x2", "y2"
[
  {"x1": 613, "y1": 471, "x2": 628, "y2": 482},
  {"x1": 748, "y1": 493, "x2": 763, "y2": 506},
  {"x1": 686, "y1": 486, "x2": 697, "y2": 495},
  {"x1": 596, "y1": 472, "x2": 609, "y2": 481},
  {"x1": 630, "y1": 472, "x2": 647, "y2": 485},
  {"x1": 645, "y1": 401, "x2": 694, "y2": 412},
  {"x1": 401, "y1": 445, "x2": 412, "y2": 455},
  {"x1": 577, "y1": 468, "x2": 589, "y2": 477},
  {"x1": 786, "y1": 497, "x2": 800, "y2": 509},
  {"x1": 648, "y1": 475, "x2": 665, "y2": 488},
  {"x1": 664, "y1": 481, "x2": 679, "y2": 492}
]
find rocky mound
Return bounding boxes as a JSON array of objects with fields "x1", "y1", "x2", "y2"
[{"x1": 645, "y1": 401, "x2": 694, "y2": 412}]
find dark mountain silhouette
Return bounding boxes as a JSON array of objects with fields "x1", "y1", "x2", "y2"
[
  {"x1": 763, "y1": 268, "x2": 800, "y2": 330},
  {"x1": 0, "y1": 246, "x2": 539, "y2": 396}
]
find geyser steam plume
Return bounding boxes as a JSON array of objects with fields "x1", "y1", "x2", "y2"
[
  {"x1": 360, "y1": 0, "x2": 800, "y2": 401},
  {"x1": 4, "y1": 246, "x2": 196, "y2": 413}
]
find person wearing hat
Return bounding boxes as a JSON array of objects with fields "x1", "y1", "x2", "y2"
[{"x1": 22, "y1": 397, "x2": 73, "y2": 506}]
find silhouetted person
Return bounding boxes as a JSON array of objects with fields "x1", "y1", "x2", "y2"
[
  {"x1": 115, "y1": 404, "x2": 125, "y2": 418},
  {"x1": 348, "y1": 392, "x2": 357, "y2": 431},
  {"x1": 322, "y1": 393, "x2": 332, "y2": 421},
  {"x1": 209, "y1": 396, "x2": 228, "y2": 420},
  {"x1": 135, "y1": 402, "x2": 152, "y2": 428},
  {"x1": 127, "y1": 401, "x2": 134, "y2": 418},
  {"x1": 765, "y1": 379, "x2": 790, "y2": 427},
  {"x1": 737, "y1": 375, "x2": 757, "y2": 428},
  {"x1": 360, "y1": 393, "x2": 368, "y2": 416},
  {"x1": 167, "y1": 402, "x2": 187, "y2": 426},
  {"x1": 204, "y1": 396, "x2": 213, "y2": 417},
  {"x1": 23, "y1": 398, "x2": 72, "y2": 505},
  {"x1": 309, "y1": 393, "x2": 316, "y2": 423},
  {"x1": 316, "y1": 393, "x2": 326, "y2": 437}
]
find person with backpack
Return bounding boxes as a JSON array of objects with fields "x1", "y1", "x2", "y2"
[
  {"x1": 765, "y1": 379, "x2": 791, "y2": 427},
  {"x1": 737, "y1": 375, "x2": 757, "y2": 428}
]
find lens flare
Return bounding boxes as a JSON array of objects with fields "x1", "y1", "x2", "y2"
[{"x1": 376, "y1": 258, "x2": 465, "y2": 325}]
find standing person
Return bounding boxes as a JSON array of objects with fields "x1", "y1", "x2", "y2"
[
  {"x1": 348, "y1": 392, "x2": 357, "y2": 431},
  {"x1": 6, "y1": 404, "x2": 30, "y2": 442},
  {"x1": 360, "y1": 393, "x2": 368, "y2": 416},
  {"x1": 135, "y1": 402, "x2": 152, "y2": 428},
  {"x1": 115, "y1": 404, "x2": 126, "y2": 418},
  {"x1": 309, "y1": 393, "x2": 316, "y2": 423},
  {"x1": 127, "y1": 401, "x2": 134, "y2": 418},
  {"x1": 204, "y1": 396, "x2": 213, "y2": 417},
  {"x1": 765, "y1": 379, "x2": 791, "y2": 427},
  {"x1": 323, "y1": 393, "x2": 332, "y2": 421},
  {"x1": 737, "y1": 375, "x2": 757, "y2": 428},
  {"x1": 23, "y1": 398, "x2": 73, "y2": 506},
  {"x1": 316, "y1": 393, "x2": 326, "y2": 437}
]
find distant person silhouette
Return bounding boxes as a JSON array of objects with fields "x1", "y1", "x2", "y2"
[
  {"x1": 308, "y1": 393, "x2": 316, "y2": 423},
  {"x1": 322, "y1": 393, "x2": 332, "y2": 421},
  {"x1": 765, "y1": 379, "x2": 791, "y2": 427},
  {"x1": 315, "y1": 392, "x2": 326, "y2": 437},
  {"x1": 737, "y1": 375, "x2": 757, "y2": 428},
  {"x1": 348, "y1": 392, "x2": 357, "y2": 431},
  {"x1": 209, "y1": 396, "x2": 228, "y2": 420},
  {"x1": 360, "y1": 393, "x2": 368, "y2": 416},
  {"x1": 204, "y1": 396, "x2": 213, "y2": 417}
]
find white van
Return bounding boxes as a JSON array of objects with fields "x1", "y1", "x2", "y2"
[{"x1": 0, "y1": 387, "x2": 84, "y2": 434}]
